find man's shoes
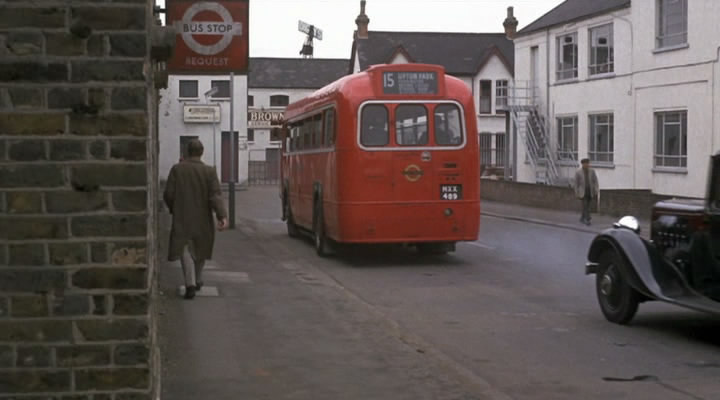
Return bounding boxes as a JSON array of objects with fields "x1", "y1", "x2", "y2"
[
  {"x1": 184, "y1": 286, "x2": 196, "y2": 300},
  {"x1": 195, "y1": 281, "x2": 203, "y2": 291}
]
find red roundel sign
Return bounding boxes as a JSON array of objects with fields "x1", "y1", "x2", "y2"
[{"x1": 167, "y1": 0, "x2": 249, "y2": 73}]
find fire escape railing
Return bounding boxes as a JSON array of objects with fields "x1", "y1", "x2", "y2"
[{"x1": 505, "y1": 81, "x2": 560, "y2": 185}]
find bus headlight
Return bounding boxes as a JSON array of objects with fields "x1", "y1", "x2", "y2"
[{"x1": 444, "y1": 208, "x2": 453, "y2": 217}]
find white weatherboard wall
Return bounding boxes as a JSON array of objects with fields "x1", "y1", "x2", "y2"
[
  {"x1": 159, "y1": 74, "x2": 248, "y2": 184},
  {"x1": 513, "y1": 2, "x2": 720, "y2": 198},
  {"x1": 474, "y1": 55, "x2": 513, "y2": 136}
]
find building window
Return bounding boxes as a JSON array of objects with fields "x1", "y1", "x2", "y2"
[
  {"x1": 557, "y1": 116, "x2": 578, "y2": 161},
  {"x1": 589, "y1": 113, "x2": 614, "y2": 163},
  {"x1": 556, "y1": 33, "x2": 578, "y2": 81},
  {"x1": 495, "y1": 80, "x2": 508, "y2": 110},
  {"x1": 479, "y1": 133, "x2": 493, "y2": 167},
  {"x1": 179, "y1": 80, "x2": 198, "y2": 98},
  {"x1": 589, "y1": 24, "x2": 614, "y2": 75},
  {"x1": 247, "y1": 129, "x2": 255, "y2": 142},
  {"x1": 479, "y1": 80, "x2": 492, "y2": 114},
  {"x1": 270, "y1": 95, "x2": 289, "y2": 107},
  {"x1": 655, "y1": 110, "x2": 687, "y2": 168},
  {"x1": 210, "y1": 80, "x2": 230, "y2": 98},
  {"x1": 248, "y1": 95, "x2": 254, "y2": 107},
  {"x1": 657, "y1": 0, "x2": 688, "y2": 49},
  {"x1": 479, "y1": 132, "x2": 505, "y2": 168}
]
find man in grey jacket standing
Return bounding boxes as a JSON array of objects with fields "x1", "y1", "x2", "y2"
[{"x1": 573, "y1": 158, "x2": 599, "y2": 225}]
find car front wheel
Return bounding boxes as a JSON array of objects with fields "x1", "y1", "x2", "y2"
[{"x1": 596, "y1": 249, "x2": 640, "y2": 325}]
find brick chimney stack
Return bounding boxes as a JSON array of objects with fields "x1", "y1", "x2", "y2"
[
  {"x1": 503, "y1": 6, "x2": 519, "y2": 40},
  {"x1": 355, "y1": 0, "x2": 370, "y2": 39}
]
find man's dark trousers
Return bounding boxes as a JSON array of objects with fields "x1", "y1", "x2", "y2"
[{"x1": 581, "y1": 196, "x2": 593, "y2": 224}]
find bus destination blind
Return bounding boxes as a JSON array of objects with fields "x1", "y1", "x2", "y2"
[{"x1": 382, "y1": 71, "x2": 438, "y2": 95}]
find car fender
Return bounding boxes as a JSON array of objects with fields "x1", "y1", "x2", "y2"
[{"x1": 587, "y1": 228, "x2": 667, "y2": 301}]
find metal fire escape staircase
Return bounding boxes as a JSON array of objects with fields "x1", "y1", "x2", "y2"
[{"x1": 507, "y1": 82, "x2": 559, "y2": 185}]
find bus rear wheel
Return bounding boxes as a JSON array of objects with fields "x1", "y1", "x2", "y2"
[{"x1": 313, "y1": 204, "x2": 331, "y2": 257}]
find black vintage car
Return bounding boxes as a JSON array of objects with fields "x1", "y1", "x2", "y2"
[{"x1": 585, "y1": 155, "x2": 720, "y2": 324}]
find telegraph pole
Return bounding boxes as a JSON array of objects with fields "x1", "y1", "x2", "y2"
[{"x1": 229, "y1": 72, "x2": 236, "y2": 229}]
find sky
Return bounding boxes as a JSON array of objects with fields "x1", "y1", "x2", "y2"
[{"x1": 159, "y1": 0, "x2": 565, "y2": 59}]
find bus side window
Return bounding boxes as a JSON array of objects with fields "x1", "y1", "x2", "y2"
[
  {"x1": 324, "y1": 109, "x2": 336, "y2": 146},
  {"x1": 314, "y1": 114, "x2": 323, "y2": 148},
  {"x1": 302, "y1": 118, "x2": 311, "y2": 149},
  {"x1": 361, "y1": 104, "x2": 389, "y2": 147}
]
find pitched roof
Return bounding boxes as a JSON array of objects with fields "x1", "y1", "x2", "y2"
[
  {"x1": 518, "y1": 0, "x2": 631, "y2": 36},
  {"x1": 352, "y1": 31, "x2": 514, "y2": 76},
  {"x1": 248, "y1": 58, "x2": 349, "y2": 89}
]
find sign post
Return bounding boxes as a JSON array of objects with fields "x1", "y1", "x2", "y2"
[
  {"x1": 229, "y1": 72, "x2": 235, "y2": 229},
  {"x1": 167, "y1": 0, "x2": 249, "y2": 230}
]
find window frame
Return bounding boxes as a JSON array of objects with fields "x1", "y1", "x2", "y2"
[
  {"x1": 270, "y1": 95, "x2": 290, "y2": 108},
  {"x1": 247, "y1": 95, "x2": 254, "y2": 107},
  {"x1": 495, "y1": 80, "x2": 508, "y2": 111},
  {"x1": 556, "y1": 32, "x2": 578, "y2": 81},
  {"x1": 557, "y1": 115, "x2": 578, "y2": 162},
  {"x1": 588, "y1": 24, "x2": 614, "y2": 76},
  {"x1": 479, "y1": 80, "x2": 492, "y2": 114},
  {"x1": 656, "y1": 0, "x2": 688, "y2": 50},
  {"x1": 210, "y1": 80, "x2": 230, "y2": 99},
  {"x1": 588, "y1": 113, "x2": 614, "y2": 164},
  {"x1": 654, "y1": 109, "x2": 688, "y2": 170},
  {"x1": 179, "y1": 80, "x2": 198, "y2": 99}
]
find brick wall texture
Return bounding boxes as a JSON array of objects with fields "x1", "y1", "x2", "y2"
[{"x1": 0, "y1": 0, "x2": 157, "y2": 398}]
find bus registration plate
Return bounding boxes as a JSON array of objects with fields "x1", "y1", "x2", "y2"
[{"x1": 440, "y1": 184, "x2": 462, "y2": 200}]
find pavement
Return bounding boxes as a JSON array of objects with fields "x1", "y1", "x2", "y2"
[{"x1": 157, "y1": 189, "x2": 651, "y2": 400}]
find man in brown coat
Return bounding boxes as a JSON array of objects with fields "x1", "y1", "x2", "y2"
[
  {"x1": 164, "y1": 139, "x2": 228, "y2": 299},
  {"x1": 573, "y1": 158, "x2": 600, "y2": 226}
]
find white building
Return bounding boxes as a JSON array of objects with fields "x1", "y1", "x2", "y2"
[
  {"x1": 158, "y1": 58, "x2": 347, "y2": 185},
  {"x1": 349, "y1": 1, "x2": 517, "y2": 176},
  {"x1": 512, "y1": 0, "x2": 720, "y2": 198},
  {"x1": 158, "y1": 75, "x2": 248, "y2": 184}
]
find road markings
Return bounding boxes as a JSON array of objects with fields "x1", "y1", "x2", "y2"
[
  {"x1": 465, "y1": 241, "x2": 496, "y2": 250},
  {"x1": 204, "y1": 270, "x2": 250, "y2": 283}
]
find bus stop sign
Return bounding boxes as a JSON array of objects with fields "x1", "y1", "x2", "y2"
[{"x1": 167, "y1": 0, "x2": 249, "y2": 73}]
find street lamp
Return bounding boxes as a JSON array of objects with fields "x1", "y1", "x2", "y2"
[{"x1": 204, "y1": 87, "x2": 219, "y2": 169}]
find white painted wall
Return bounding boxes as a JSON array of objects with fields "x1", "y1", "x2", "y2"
[
  {"x1": 159, "y1": 75, "x2": 248, "y2": 184},
  {"x1": 513, "y1": 2, "x2": 720, "y2": 197}
]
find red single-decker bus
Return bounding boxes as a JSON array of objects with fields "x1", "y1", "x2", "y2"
[{"x1": 280, "y1": 63, "x2": 480, "y2": 255}]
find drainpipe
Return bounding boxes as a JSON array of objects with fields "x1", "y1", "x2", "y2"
[
  {"x1": 545, "y1": 30, "x2": 550, "y2": 125},
  {"x1": 714, "y1": 46, "x2": 720, "y2": 154},
  {"x1": 614, "y1": 12, "x2": 635, "y2": 189}
]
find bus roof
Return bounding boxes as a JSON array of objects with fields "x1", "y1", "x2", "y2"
[{"x1": 283, "y1": 63, "x2": 468, "y2": 123}]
